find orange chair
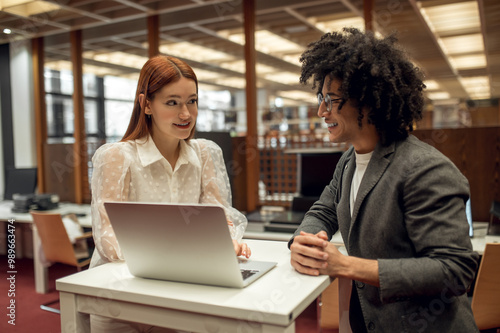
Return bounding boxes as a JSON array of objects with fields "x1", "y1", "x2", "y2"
[
  {"x1": 30, "y1": 211, "x2": 93, "y2": 313},
  {"x1": 471, "y1": 243, "x2": 500, "y2": 331}
]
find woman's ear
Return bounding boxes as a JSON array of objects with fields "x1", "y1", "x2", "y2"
[{"x1": 139, "y1": 94, "x2": 151, "y2": 115}]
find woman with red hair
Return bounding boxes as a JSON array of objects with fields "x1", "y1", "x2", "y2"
[{"x1": 89, "y1": 55, "x2": 250, "y2": 332}]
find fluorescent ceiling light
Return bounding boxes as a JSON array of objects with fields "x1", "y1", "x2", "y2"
[
  {"x1": 316, "y1": 17, "x2": 364, "y2": 33},
  {"x1": 459, "y1": 76, "x2": 491, "y2": 99},
  {"x1": 263, "y1": 72, "x2": 300, "y2": 85},
  {"x1": 418, "y1": 1, "x2": 480, "y2": 34},
  {"x1": 256, "y1": 63, "x2": 278, "y2": 75},
  {"x1": 426, "y1": 92, "x2": 451, "y2": 100},
  {"x1": 159, "y1": 42, "x2": 234, "y2": 63},
  {"x1": 439, "y1": 34, "x2": 484, "y2": 55},
  {"x1": 218, "y1": 60, "x2": 277, "y2": 75},
  {"x1": 220, "y1": 29, "x2": 304, "y2": 54},
  {"x1": 1, "y1": 0, "x2": 60, "y2": 17},
  {"x1": 283, "y1": 53, "x2": 302, "y2": 67},
  {"x1": 449, "y1": 54, "x2": 486, "y2": 70},
  {"x1": 45, "y1": 60, "x2": 126, "y2": 77},
  {"x1": 424, "y1": 80, "x2": 440, "y2": 91},
  {"x1": 213, "y1": 77, "x2": 247, "y2": 89},
  {"x1": 418, "y1": 0, "x2": 487, "y2": 99},
  {"x1": 190, "y1": 68, "x2": 222, "y2": 81},
  {"x1": 467, "y1": 91, "x2": 491, "y2": 99},
  {"x1": 44, "y1": 60, "x2": 72, "y2": 72},
  {"x1": 218, "y1": 60, "x2": 245, "y2": 73},
  {"x1": 277, "y1": 90, "x2": 316, "y2": 103},
  {"x1": 83, "y1": 51, "x2": 148, "y2": 70}
]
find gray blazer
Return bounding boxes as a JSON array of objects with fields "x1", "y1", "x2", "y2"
[{"x1": 291, "y1": 135, "x2": 479, "y2": 332}]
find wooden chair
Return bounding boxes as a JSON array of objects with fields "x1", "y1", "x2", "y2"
[
  {"x1": 30, "y1": 211, "x2": 93, "y2": 313},
  {"x1": 471, "y1": 243, "x2": 500, "y2": 331},
  {"x1": 318, "y1": 279, "x2": 340, "y2": 332},
  {"x1": 318, "y1": 277, "x2": 353, "y2": 333}
]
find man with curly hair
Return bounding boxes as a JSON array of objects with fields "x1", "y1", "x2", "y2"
[{"x1": 288, "y1": 28, "x2": 479, "y2": 332}]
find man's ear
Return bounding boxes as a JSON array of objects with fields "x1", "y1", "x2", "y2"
[{"x1": 139, "y1": 94, "x2": 151, "y2": 114}]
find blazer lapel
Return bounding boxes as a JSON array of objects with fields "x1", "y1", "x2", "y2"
[
  {"x1": 338, "y1": 152, "x2": 356, "y2": 243},
  {"x1": 348, "y1": 142, "x2": 395, "y2": 240}
]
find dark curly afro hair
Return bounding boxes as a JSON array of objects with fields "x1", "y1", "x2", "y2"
[{"x1": 300, "y1": 27, "x2": 426, "y2": 146}]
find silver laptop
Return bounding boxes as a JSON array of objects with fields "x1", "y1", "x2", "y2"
[{"x1": 104, "y1": 201, "x2": 277, "y2": 288}]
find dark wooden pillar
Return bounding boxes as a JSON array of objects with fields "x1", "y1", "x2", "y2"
[
  {"x1": 32, "y1": 37, "x2": 47, "y2": 193},
  {"x1": 243, "y1": 0, "x2": 259, "y2": 212},
  {"x1": 70, "y1": 30, "x2": 87, "y2": 204},
  {"x1": 364, "y1": 0, "x2": 374, "y2": 31},
  {"x1": 148, "y1": 15, "x2": 160, "y2": 58}
]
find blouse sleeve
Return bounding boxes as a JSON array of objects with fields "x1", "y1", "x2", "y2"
[
  {"x1": 197, "y1": 139, "x2": 247, "y2": 241},
  {"x1": 90, "y1": 143, "x2": 131, "y2": 263}
]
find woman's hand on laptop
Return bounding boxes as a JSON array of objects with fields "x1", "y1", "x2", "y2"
[{"x1": 233, "y1": 240, "x2": 251, "y2": 258}]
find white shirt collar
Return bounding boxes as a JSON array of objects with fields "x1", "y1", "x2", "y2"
[{"x1": 135, "y1": 135, "x2": 201, "y2": 169}]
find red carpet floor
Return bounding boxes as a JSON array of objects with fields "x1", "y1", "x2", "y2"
[{"x1": 1, "y1": 255, "x2": 338, "y2": 333}]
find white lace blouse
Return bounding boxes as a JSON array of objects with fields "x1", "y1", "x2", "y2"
[{"x1": 89, "y1": 136, "x2": 247, "y2": 268}]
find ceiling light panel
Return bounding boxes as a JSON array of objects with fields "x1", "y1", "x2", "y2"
[
  {"x1": 449, "y1": 54, "x2": 486, "y2": 70},
  {"x1": 84, "y1": 51, "x2": 149, "y2": 70},
  {"x1": 418, "y1": 1, "x2": 488, "y2": 100},
  {"x1": 418, "y1": 1, "x2": 481, "y2": 34},
  {"x1": 426, "y1": 91, "x2": 451, "y2": 100},
  {"x1": 220, "y1": 29, "x2": 304, "y2": 55},
  {"x1": 263, "y1": 72, "x2": 301, "y2": 85},
  {"x1": 213, "y1": 77, "x2": 247, "y2": 89},
  {"x1": 282, "y1": 53, "x2": 302, "y2": 67},
  {"x1": 459, "y1": 76, "x2": 491, "y2": 99},
  {"x1": 218, "y1": 60, "x2": 281, "y2": 75},
  {"x1": 190, "y1": 68, "x2": 223, "y2": 81},
  {"x1": 315, "y1": 17, "x2": 364, "y2": 33},
  {"x1": 424, "y1": 80, "x2": 440, "y2": 91},
  {"x1": 439, "y1": 34, "x2": 484, "y2": 55},
  {"x1": 277, "y1": 90, "x2": 316, "y2": 102},
  {"x1": 1, "y1": 0, "x2": 60, "y2": 17},
  {"x1": 45, "y1": 60, "x2": 125, "y2": 77},
  {"x1": 160, "y1": 42, "x2": 235, "y2": 63}
]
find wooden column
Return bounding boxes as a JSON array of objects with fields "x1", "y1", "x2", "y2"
[
  {"x1": 70, "y1": 30, "x2": 87, "y2": 204},
  {"x1": 243, "y1": 0, "x2": 259, "y2": 212},
  {"x1": 32, "y1": 37, "x2": 47, "y2": 193},
  {"x1": 364, "y1": 0, "x2": 374, "y2": 31},
  {"x1": 148, "y1": 15, "x2": 160, "y2": 58}
]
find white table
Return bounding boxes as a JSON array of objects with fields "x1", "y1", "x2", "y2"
[
  {"x1": 56, "y1": 239, "x2": 332, "y2": 333},
  {"x1": 0, "y1": 200, "x2": 91, "y2": 293}
]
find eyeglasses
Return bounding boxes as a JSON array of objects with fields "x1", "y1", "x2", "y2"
[{"x1": 317, "y1": 93, "x2": 342, "y2": 112}]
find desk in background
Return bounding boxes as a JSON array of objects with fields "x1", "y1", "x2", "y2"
[
  {"x1": 57, "y1": 239, "x2": 332, "y2": 333},
  {"x1": 0, "y1": 200, "x2": 91, "y2": 293},
  {"x1": 246, "y1": 213, "x2": 490, "y2": 255}
]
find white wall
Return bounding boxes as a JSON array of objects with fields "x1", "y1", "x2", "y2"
[{"x1": 9, "y1": 40, "x2": 37, "y2": 168}]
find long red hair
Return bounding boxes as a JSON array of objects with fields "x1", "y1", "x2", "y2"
[{"x1": 121, "y1": 55, "x2": 198, "y2": 142}]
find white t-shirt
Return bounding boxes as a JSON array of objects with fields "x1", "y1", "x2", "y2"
[
  {"x1": 350, "y1": 151, "x2": 373, "y2": 216},
  {"x1": 90, "y1": 136, "x2": 247, "y2": 267}
]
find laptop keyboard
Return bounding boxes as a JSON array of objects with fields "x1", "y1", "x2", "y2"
[{"x1": 241, "y1": 269, "x2": 259, "y2": 280}]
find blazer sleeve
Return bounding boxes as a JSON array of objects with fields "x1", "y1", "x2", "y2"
[{"x1": 377, "y1": 149, "x2": 479, "y2": 302}]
